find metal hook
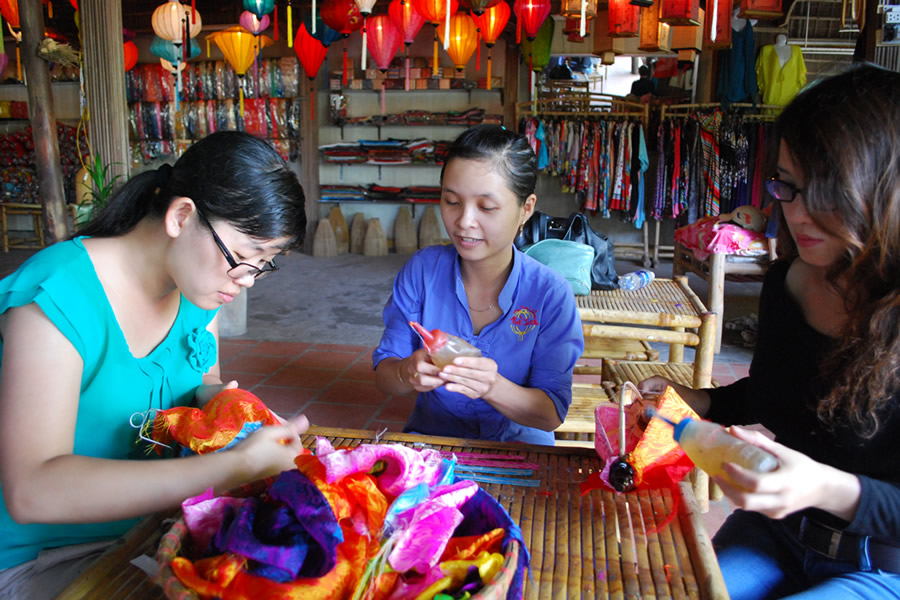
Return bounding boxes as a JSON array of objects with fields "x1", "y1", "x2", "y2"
[{"x1": 129, "y1": 410, "x2": 172, "y2": 450}]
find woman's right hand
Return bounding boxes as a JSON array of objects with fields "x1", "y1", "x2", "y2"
[
  {"x1": 637, "y1": 376, "x2": 711, "y2": 416},
  {"x1": 235, "y1": 413, "x2": 309, "y2": 479},
  {"x1": 400, "y1": 349, "x2": 444, "y2": 392}
]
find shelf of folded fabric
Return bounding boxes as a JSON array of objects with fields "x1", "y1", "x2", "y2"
[
  {"x1": 332, "y1": 108, "x2": 503, "y2": 128},
  {"x1": 318, "y1": 139, "x2": 451, "y2": 167},
  {"x1": 318, "y1": 185, "x2": 442, "y2": 204}
]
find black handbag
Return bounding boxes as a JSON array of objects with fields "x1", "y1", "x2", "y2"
[{"x1": 516, "y1": 211, "x2": 619, "y2": 290}]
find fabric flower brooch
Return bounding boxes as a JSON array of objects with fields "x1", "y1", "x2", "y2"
[{"x1": 187, "y1": 328, "x2": 216, "y2": 373}]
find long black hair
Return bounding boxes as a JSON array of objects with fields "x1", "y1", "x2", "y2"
[
  {"x1": 76, "y1": 132, "x2": 307, "y2": 247},
  {"x1": 440, "y1": 125, "x2": 537, "y2": 204}
]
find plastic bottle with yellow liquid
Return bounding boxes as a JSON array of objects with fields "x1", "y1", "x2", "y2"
[{"x1": 409, "y1": 321, "x2": 482, "y2": 369}]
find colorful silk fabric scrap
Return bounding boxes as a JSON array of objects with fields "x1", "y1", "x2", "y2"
[
  {"x1": 170, "y1": 440, "x2": 529, "y2": 599},
  {"x1": 149, "y1": 389, "x2": 280, "y2": 456}
]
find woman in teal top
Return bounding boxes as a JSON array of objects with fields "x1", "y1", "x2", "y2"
[{"x1": 0, "y1": 132, "x2": 310, "y2": 598}]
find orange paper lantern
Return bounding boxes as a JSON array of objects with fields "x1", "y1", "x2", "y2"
[
  {"x1": 412, "y1": 0, "x2": 459, "y2": 75},
  {"x1": 473, "y1": 1, "x2": 509, "y2": 89},
  {"x1": 0, "y1": 0, "x2": 19, "y2": 29},
  {"x1": 123, "y1": 40, "x2": 139, "y2": 71},
  {"x1": 208, "y1": 26, "x2": 274, "y2": 115},
  {"x1": 437, "y1": 12, "x2": 478, "y2": 71}
]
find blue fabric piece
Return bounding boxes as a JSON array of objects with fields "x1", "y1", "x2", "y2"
[
  {"x1": 213, "y1": 470, "x2": 343, "y2": 582},
  {"x1": 717, "y1": 22, "x2": 758, "y2": 105},
  {"x1": 635, "y1": 127, "x2": 649, "y2": 230},
  {"x1": 454, "y1": 488, "x2": 530, "y2": 600},
  {"x1": 535, "y1": 122, "x2": 549, "y2": 171},
  {"x1": 372, "y1": 245, "x2": 584, "y2": 445},
  {"x1": 0, "y1": 237, "x2": 216, "y2": 569}
]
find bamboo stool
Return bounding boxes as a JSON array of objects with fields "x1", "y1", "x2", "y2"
[
  {"x1": 311, "y1": 219, "x2": 337, "y2": 257},
  {"x1": 328, "y1": 206, "x2": 349, "y2": 254},
  {"x1": 418, "y1": 205, "x2": 442, "y2": 248},
  {"x1": 349, "y1": 212, "x2": 367, "y2": 254},
  {"x1": 363, "y1": 218, "x2": 388, "y2": 256},
  {"x1": 1, "y1": 203, "x2": 79, "y2": 252},
  {"x1": 393, "y1": 206, "x2": 417, "y2": 254},
  {"x1": 583, "y1": 337, "x2": 659, "y2": 361}
]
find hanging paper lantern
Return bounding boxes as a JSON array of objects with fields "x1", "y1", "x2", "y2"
[
  {"x1": 366, "y1": 15, "x2": 402, "y2": 71},
  {"x1": 412, "y1": 0, "x2": 459, "y2": 74},
  {"x1": 304, "y1": 11, "x2": 342, "y2": 46},
  {"x1": 70, "y1": 0, "x2": 78, "y2": 9},
  {"x1": 738, "y1": 0, "x2": 782, "y2": 19},
  {"x1": 160, "y1": 58, "x2": 186, "y2": 73},
  {"x1": 209, "y1": 26, "x2": 274, "y2": 114},
  {"x1": 243, "y1": 0, "x2": 275, "y2": 18},
  {"x1": 151, "y1": 35, "x2": 200, "y2": 63},
  {"x1": 560, "y1": 0, "x2": 596, "y2": 37},
  {"x1": 321, "y1": 0, "x2": 364, "y2": 35},
  {"x1": 459, "y1": 0, "x2": 501, "y2": 16},
  {"x1": 639, "y1": 0, "x2": 671, "y2": 50},
  {"x1": 474, "y1": 1, "x2": 509, "y2": 90},
  {"x1": 388, "y1": 0, "x2": 426, "y2": 90},
  {"x1": 0, "y1": 0, "x2": 19, "y2": 29},
  {"x1": 705, "y1": 0, "x2": 732, "y2": 47},
  {"x1": 437, "y1": 13, "x2": 477, "y2": 71},
  {"x1": 355, "y1": 0, "x2": 379, "y2": 70},
  {"x1": 520, "y1": 14, "x2": 552, "y2": 71},
  {"x1": 608, "y1": 0, "x2": 639, "y2": 36},
  {"x1": 152, "y1": 0, "x2": 203, "y2": 44},
  {"x1": 0, "y1": 52, "x2": 8, "y2": 76},
  {"x1": 513, "y1": 0, "x2": 551, "y2": 42},
  {"x1": 240, "y1": 10, "x2": 270, "y2": 34},
  {"x1": 294, "y1": 22, "x2": 328, "y2": 120},
  {"x1": 123, "y1": 40, "x2": 139, "y2": 71},
  {"x1": 660, "y1": 0, "x2": 701, "y2": 25}
]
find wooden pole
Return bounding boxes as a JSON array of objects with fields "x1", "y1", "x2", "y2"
[
  {"x1": 299, "y1": 75, "x2": 319, "y2": 254},
  {"x1": 20, "y1": 0, "x2": 68, "y2": 244},
  {"x1": 503, "y1": 40, "x2": 518, "y2": 130}
]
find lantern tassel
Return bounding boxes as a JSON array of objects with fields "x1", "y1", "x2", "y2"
[
  {"x1": 48, "y1": 2, "x2": 53, "y2": 19},
  {"x1": 287, "y1": 1, "x2": 293, "y2": 47},
  {"x1": 432, "y1": 30, "x2": 439, "y2": 76},
  {"x1": 487, "y1": 47, "x2": 492, "y2": 90},
  {"x1": 206, "y1": 38, "x2": 210, "y2": 58},
  {"x1": 312, "y1": 0, "x2": 317, "y2": 34},
  {"x1": 476, "y1": 30, "x2": 481, "y2": 71},
  {"x1": 405, "y1": 54, "x2": 410, "y2": 90},
  {"x1": 342, "y1": 38, "x2": 348, "y2": 87},
  {"x1": 361, "y1": 25, "x2": 368, "y2": 71},
  {"x1": 310, "y1": 80, "x2": 315, "y2": 121},
  {"x1": 0, "y1": 14, "x2": 5, "y2": 54},
  {"x1": 16, "y1": 43, "x2": 20, "y2": 82},
  {"x1": 516, "y1": 15, "x2": 521, "y2": 43},
  {"x1": 240, "y1": 86, "x2": 244, "y2": 117},
  {"x1": 274, "y1": 4, "x2": 279, "y2": 40},
  {"x1": 381, "y1": 85, "x2": 386, "y2": 115},
  {"x1": 443, "y1": 0, "x2": 450, "y2": 49},
  {"x1": 580, "y1": 0, "x2": 587, "y2": 37},
  {"x1": 191, "y1": 0, "x2": 196, "y2": 23},
  {"x1": 711, "y1": 0, "x2": 718, "y2": 42}
]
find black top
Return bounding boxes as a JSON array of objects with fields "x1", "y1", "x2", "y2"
[
  {"x1": 706, "y1": 260, "x2": 900, "y2": 543},
  {"x1": 630, "y1": 78, "x2": 654, "y2": 97}
]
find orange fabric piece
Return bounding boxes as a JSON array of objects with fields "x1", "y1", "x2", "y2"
[
  {"x1": 152, "y1": 389, "x2": 280, "y2": 455},
  {"x1": 630, "y1": 386, "x2": 699, "y2": 489},
  {"x1": 439, "y1": 528, "x2": 505, "y2": 562},
  {"x1": 171, "y1": 554, "x2": 247, "y2": 597}
]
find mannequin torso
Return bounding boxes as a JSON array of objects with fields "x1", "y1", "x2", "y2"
[{"x1": 774, "y1": 33, "x2": 791, "y2": 67}]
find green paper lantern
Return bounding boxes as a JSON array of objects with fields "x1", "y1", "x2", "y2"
[{"x1": 520, "y1": 16, "x2": 554, "y2": 72}]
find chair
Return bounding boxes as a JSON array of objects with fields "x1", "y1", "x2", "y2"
[{"x1": 1, "y1": 202, "x2": 79, "y2": 252}]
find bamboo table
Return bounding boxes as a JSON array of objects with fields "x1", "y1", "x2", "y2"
[
  {"x1": 56, "y1": 426, "x2": 727, "y2": 600},
  {"x1": 577, "y1": 276, "x2": 717, "y2": 389}
]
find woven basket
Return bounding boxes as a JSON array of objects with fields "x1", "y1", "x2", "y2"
[{"x1": 156, "y1": 478, "x2": 522, "y2": 600}]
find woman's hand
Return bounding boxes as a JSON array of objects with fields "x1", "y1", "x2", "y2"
[
  {"x1": 637, "y1": 375, "x2": 711, "y2": 416},
  {"x1": 195, "y1": 379, "x2": 239, "y2": 408},
  {"x1": 438, "y1": 356, "x2": 500, "y2": 399},
  {"x1": 235, "y1": 413, "x2": 310, "y2": 479},
  {"x1": 401, "y1": 349, "x2": 445, "y2": 392},
  {"x1": 713, "y1": 426, "x2": 861, "y2": 522}
]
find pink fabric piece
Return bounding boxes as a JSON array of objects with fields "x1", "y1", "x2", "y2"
[
  {"x1": 386, "y1": 566, "x2": 446, "y2": 600},
  {"x1": 315, "y1": 438, "x2": 445, "y2": 496},
  {"x1": 675, "y1": 216, "x2": 768, "y2": 260},
  {"x1": 387, "y1": 482, "x2": 477, "y2": 573},
  {"x1": 181, "y1": 488, "x2": 247, "y2": 552}
]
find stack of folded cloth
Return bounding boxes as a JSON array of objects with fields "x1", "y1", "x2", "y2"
[
  {"x1": 367, "y1": 185, "x2": 405, "y2": 201},
  {"x1": 404, "y1": 186, "x2": 442, "y2": 203},
  {"x1": 319, "y1": 142, "x2": 367, "y2": 163},
  {"x1": 319, "y1": 185, "x2": 368, "y2": 202}
]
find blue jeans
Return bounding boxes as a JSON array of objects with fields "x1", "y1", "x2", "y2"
[{"x1": 714, "y1": 510, "x2": 900, "y2": 599}]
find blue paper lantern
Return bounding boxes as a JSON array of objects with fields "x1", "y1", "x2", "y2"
[
  {"x1": 243, "y1": 0, "x2": 275, "y2": 18},
  {"x1": 304, "y1": 11, "x2": 342, "y2": 47},
  {"x1": 150, "y1": 35, "x2": 201, "y2": 63}
]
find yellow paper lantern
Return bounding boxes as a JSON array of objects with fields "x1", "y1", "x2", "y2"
[{"x1": 209, "y1": 26, "x2": 274, "y2": 114}]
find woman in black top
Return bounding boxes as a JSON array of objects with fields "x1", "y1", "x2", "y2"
[{"x1": 641, "y1": 64, "x2": 900, "y2": 599}]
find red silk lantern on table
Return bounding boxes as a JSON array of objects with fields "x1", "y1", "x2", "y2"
[
  {"x1": 123, "y1": 40, "x2": 139, "y2": 71},
  {"x1": 473, "y1": 0, "x2": 508, "y2": 90},
  {"x1": 705, "y1": 0, "x2": 733, "y2": 48},
  {"x1": 512, "y1": 0, "x2": 551, "y2": 43},
  {"x1": 607, "y1": 0, "x2": 639, "y2": 36},
  {"x1": 437, "y1": 12, "x2": 477, "y2": 71},
  {"x1": 366, "y1": 14, "x2": 402, "y2": 113},
  {"x1": 412, "y1": 0, "x2": 459, "y2": 76},
  {"x1": 388, "y1": 0, "x2": 425, "y2": 90},
  {"x1": 321, "y1": 0, "x2": 364, "y2": 86},
  {"x1": 294, "y1": 23, "x2": 328, "y2": 120},
  {"x1": 660, "y1": 0, "x2": 701, "y2": 25}
]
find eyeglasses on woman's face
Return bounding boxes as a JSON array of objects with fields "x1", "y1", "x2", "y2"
[
  {"x1": 196, "y1": 211, "x2": 278, "y2": 280},
  {"x1": 766, "y1": 176, "x2": 806, "y2": 203}
]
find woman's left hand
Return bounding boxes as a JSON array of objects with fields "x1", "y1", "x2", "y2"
[
  {"x1": 194, "y1": 379, "x2": 239, "y2": 408},
  {"x1": 438, "y1": 356, "x2": 500, "y2": 399},
  {"x1": 712, "y1": 426, "x2": 843, "y2": 520}
]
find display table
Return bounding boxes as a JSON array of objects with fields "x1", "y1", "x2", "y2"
[{"x1": 55, "y1": 426, "x2": 727, "y2": 600}]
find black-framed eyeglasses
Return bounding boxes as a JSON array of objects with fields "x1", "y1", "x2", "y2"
[
  {"x1": 765, "y1": 176, "x2": 805, "y2": 203},
  {"x1": 196, "y1": 211, "x2": 278, "y2": 280}
]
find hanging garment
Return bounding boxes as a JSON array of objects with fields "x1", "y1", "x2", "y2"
[
  {"x1": 716, "y1": 22, "x2": 758, "y2": 105},
  {"x1": 756, "y1": 44, "x2": 807, "y2": 106}
]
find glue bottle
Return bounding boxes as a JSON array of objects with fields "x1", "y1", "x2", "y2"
[
  {"x1": 652, "y1": 411, "x2": 778, "y2": 479},
  {"x1": 409, "y1": 321, "x2": 482, "y2": 369}
]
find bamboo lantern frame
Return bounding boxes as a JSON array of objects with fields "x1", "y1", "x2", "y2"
[
  {"x1": 660, "y1": 0, "x2": 701, "y2": 25},
  {"x1": 704, "y1": 0, "x2": 732, "y2": 49},
  {"x1": 639, "y1": 0, "x2": 671, "y2": 51},
  {"x1": 738, "y1": 0, "x2": 782, "y2": 19}
]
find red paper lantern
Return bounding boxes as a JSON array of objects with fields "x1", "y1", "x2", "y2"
[
  {"x1": 607, "y1": 0, "x2": 639, "y2": 37},
  {"x1": 513, "y1": 0, "x2": 551, "y2": 41},
  {"x1": 704, "y1": 0, "x2": 733, "y2": 48},
  {"x1": 366, "y1": 14, "x2": 402, "y2": 71},
  {"x1": 389, "y1": 0, "x2": 426, "y2": 44},
  {"x1": 320, "y1": 0, "x2": 364, "y2": 35},
  {"x1": 474, "y1": 1, "x2": 510, "y2": 46},
  {"x1": 294, "y1": 22, "x2": 328, "y2": 119},
  {"x1": 123, "y1": 40, "x2": 139, "y2": 71},
  {"x1": 0, "y1": 0, "x2": 20, "y2": 29},
  {"x1": 437, "y1": 12, "x2": 478, "y2": 70},
  {"x1": 412, "y1": 0, "x2": 458, "y2": 24},
  {"x1": 660, "y1": 0, "x2": 701, "y2": 25},
  {"x1": 70, "y1": 0, "x2": 78, "y2": 9}
]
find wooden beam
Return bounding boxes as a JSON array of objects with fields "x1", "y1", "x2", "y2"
[
  {"x1": 20, "y1": 0, "x2": 67, "y2": 244},
  {"x1": 503, "y1": 40, "x2": 519, "y2": 129}
]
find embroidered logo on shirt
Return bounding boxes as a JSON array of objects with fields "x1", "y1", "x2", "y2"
[{"x1": 509, "y1": 306, "x2": 538, "y2": 341}]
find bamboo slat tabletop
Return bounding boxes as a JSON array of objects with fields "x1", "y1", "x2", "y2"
[
  {"x1": 577, "y1": 278, "x2": 705, "y2": 329},
  {"x1": 56, "y1": 426, "x2": 727, "y2": 600}
]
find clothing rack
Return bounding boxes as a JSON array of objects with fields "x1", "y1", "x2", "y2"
[
  {"x1": 660, "y1": 102, "x2": 781, "y2": 121},
  {"x1": 517, "y1": 94, "x2": 656, "y2": 268}
]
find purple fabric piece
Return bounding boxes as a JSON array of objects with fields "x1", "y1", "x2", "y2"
[{"x1": 212, "y1": 470, "x2": 342, "y2": 582}]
